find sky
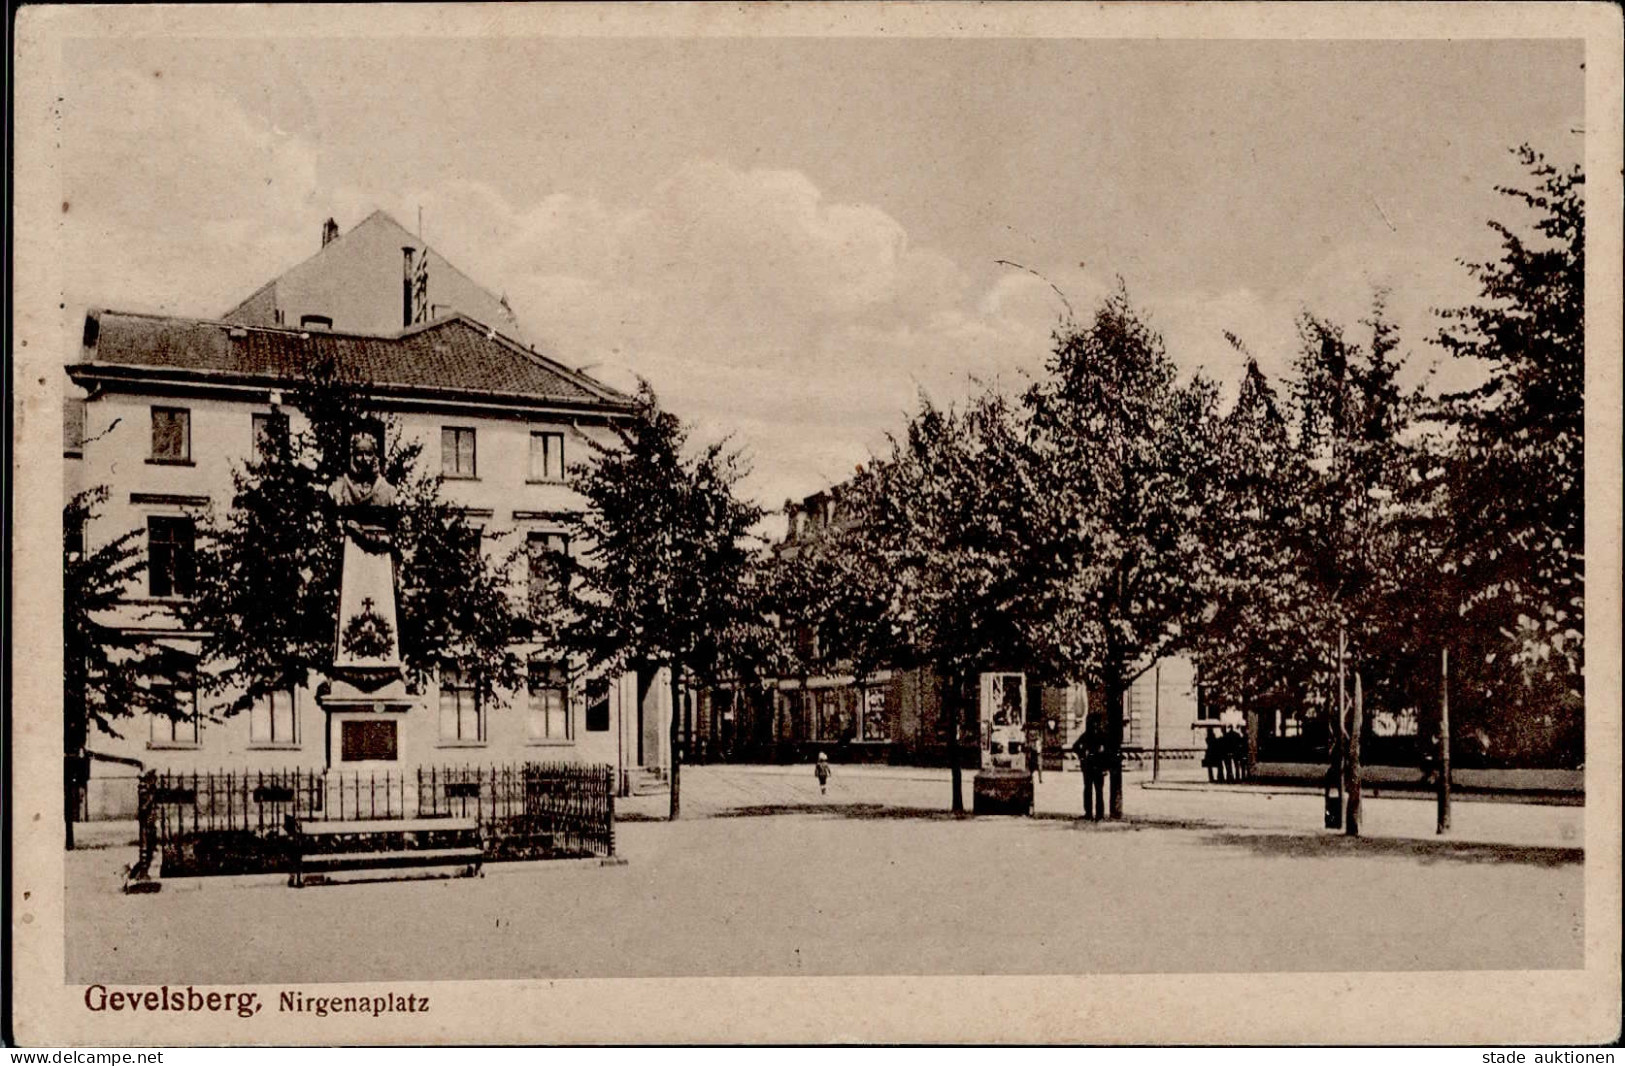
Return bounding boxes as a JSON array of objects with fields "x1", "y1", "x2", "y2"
[{"x1": 53, "y1": 31, "x2": 1584, "y2": 514}]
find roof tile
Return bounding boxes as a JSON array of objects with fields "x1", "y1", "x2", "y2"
[{"x1": 79, "y1": 311, "x2": 630, "y2": 409}]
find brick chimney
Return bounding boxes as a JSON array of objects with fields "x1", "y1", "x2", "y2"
[{"x1": 321, "y1": 217, "x2": 339, "y2": 247}]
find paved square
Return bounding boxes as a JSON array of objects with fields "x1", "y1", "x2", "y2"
[{"x1": 66, "y1": 766, "x2": 1582, "y2": 983}]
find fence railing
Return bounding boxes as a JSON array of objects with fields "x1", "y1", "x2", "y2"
[{"x1": 135, "y1": 762, "x2": 616, "y2": 878}]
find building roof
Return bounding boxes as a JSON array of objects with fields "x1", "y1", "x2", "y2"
[
  {"x1": 221, "y1": 209, "x2": 524, "y2": 337},
  {"x1": 71, "y1": 309, "x2": 634, "y2": 413}
]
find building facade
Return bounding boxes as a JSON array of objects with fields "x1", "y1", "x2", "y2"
[{"x1": 66, "y1": 215, "x2": 672, "y2": 817}]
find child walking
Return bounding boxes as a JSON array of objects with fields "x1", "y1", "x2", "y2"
[{"x1": 814, "y1": 752, "x2": 832, "y2": 794}]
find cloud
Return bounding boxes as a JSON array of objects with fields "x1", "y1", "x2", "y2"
[
  {"x1": 354, "y1": 161, "x2": 1072, "y2": 506},
  {"x1": 1147, "y1": 235, "x2": 1486, "y2": 407},
  {"x1": 59, "y1": 77, "x2": 1490, "y2": 514},
  {"x1": 59, "y1": 65, "x2": 323, "y2": 315}
]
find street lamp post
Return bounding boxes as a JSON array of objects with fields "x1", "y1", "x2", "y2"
[{"x1": 1152, "y1": 662, "x2": 1162, "y2": 783}]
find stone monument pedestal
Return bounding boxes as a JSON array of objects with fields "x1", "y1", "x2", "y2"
[
  {"x1": 973, "y1": 769, "x2": 1034, "y2": 816},
  {"x1": 319, "y1": 675, "x2": 416, "y2": 769}
]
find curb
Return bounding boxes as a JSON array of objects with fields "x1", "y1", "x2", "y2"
[{"x1": 1140, "y1": 781, "x2": 1585, "y2": 807}]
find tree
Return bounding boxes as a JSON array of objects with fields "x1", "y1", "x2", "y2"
[
  {"x1": 1285, "y1": 300, "x2": 1432, "y2": 831},
  {"x1": 558, "y1": 382, "x2": 767, "y2": 819},
  {"x1": 1434, "y1": 145, "x2": 1584, "y2": 677},
  {"x1": 188, "y1": 363, "x2": 524, "y2": 721},
  {"x1": 1025, "y1": 286, "x2": 1220, "y2": 817},
  {"x1": 838, "y1": 388, "x2": 1046, "y2": 813},
  {"x1": 1188, "y1": 355, "x2": 1320, "y2": 735},
  {"x1": 62, "y1": 488, "x2": 186, "y2": 847},
  {"x1": 1415, "y1": 145, "x2": 1585, "y2": 768}
]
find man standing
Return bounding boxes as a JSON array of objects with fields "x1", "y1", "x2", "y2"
[{"x1": 1072, "y1": 715, "x2": 1107, "y2": 821}]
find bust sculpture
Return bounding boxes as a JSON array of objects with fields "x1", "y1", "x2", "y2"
[{"x1": 328, "y1": 431, "x2": 397, "y2": 553}]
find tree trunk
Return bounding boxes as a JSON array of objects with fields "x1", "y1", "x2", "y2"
[
  {"x1": 1328, "y1": 625, "x2": 1346, "y2": 830},
  {"x1": 668, "y1": 662, "x2": 683, "y2": 821},
  {"x1": 1438, "y1": 647, "x2": 1451, "y2": 835},
  {"x1": 65, "y1": 710, "x2": 87, "y2": 850},
  {"x1": 1105, "y1": 662, "x2": 1125, "y2": 820},
  {"x1": 1345, "y1": 669, "x2": 1363, "y2": 837},
  {"x1": 948, "y1": 674, "x2": 964, "y2": 816},
  {"x1": 1245, "y1": 710, "x2": 1259, "y2": 780},
  {"x1": 65, "y1": 754, "x2": 81, "y2": 850}
]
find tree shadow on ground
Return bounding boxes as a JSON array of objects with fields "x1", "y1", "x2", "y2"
[
  {"x1": 1198, "y1": 830, "x2": 1583, "y2": 868},
  {"x1": 622, "y1": 805, "x2": 1582, "y2": 869},
  {"x1": 703, "y1": 803, "x2": 1220, "y2": 831},
  {"x1": 712, "y1": 803, "x2": 959, "y2": 821}
]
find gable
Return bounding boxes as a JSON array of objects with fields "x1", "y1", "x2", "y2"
[{"x1": 220, "y1": 211, "x2": 522, "y2": 339}]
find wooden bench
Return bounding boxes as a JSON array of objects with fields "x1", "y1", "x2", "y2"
[{"x1": 288, "y1": 817, "x2": 483, "y2": 887}]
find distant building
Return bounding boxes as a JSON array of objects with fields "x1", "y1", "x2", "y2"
[
  {"x1": 65, "y1": 215, "x2": 672, "y2": 817},
  {"x1": 691, "y1": 485, "x2": 1209, "y2": 769}
]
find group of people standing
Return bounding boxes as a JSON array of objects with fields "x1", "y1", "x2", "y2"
[{"x1": 1203, "y1": 727, "x2": 1249, "y2": 782}]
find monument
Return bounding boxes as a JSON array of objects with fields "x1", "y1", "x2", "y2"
[{"x1": 318, "y1": 429, "x2": 414, "y2": 766}]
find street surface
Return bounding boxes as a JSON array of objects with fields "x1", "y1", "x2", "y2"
[{"x1": 66, "y1": 764, "x2": 1583, "y2": 983}]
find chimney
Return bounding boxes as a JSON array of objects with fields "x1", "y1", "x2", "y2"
[
  {"x1": 321, "y1": 217, "x2": 339, "y2": 247},
  {"x1": 402, "y1": 246, "x2": 416, "y2": 328}
]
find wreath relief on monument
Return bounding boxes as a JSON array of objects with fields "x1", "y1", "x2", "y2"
[{"x1": 340, "y1": 596, "x2": 395, "y2": 661}]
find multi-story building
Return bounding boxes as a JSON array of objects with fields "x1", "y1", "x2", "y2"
[{"x1": 66, "y1": 214, "x2": 672, "y2": 817}]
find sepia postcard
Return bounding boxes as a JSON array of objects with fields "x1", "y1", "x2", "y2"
[{"x1": 7, "y1": 2, "x2": 1623, "y2": 1047}]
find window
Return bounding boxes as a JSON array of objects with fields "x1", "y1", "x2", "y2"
[
  {"x1": 860, "y1": 686, "x2": 890, "y2": 742},
  {"x1": 249, "y1": 689, "x2": 298, "y2": 747},
  {"x1": 794, "y1": 623, "x2": 819, "y2": 664},
  {"x1": 149, "y1": 668, "x2": 200, "y2": 747},
  {"x1": 150, "y1": 407, "x2": 191, "y2": 462},
  {"x1": 251, "y1": 412, "x2": 289, "y2": 464},
  {"x1": 147, "y1": 516, "x2": 196, "y2": 598},
  {"x1": 814, "y1": 690, "x2": 850, "y2": 742},
  {"x1": 787, "y1": 691, "x2": 811, "y2": 742},
  {"x1": 1196, "y1": 681, "x2": 1219, "y2": 721},
  {"x1": 150, "y1": 709, "x2": 199, "y2": 746},
  {"x1": 527, "y1": 532, "x2": 569, "y2": 609},
  {"x1": 585, "y1": 679, "x2": 610, "y2": 733},
  {"x1": 529, "y1": 431, "x2": 565, "y2": 482},
  {"x1": 446, "y1": 520, "x2": 484, "y2": 560},
  {"x1": 441, "y1": 427, "x2": 476, "y2": 478},
  {"x1": 527, "y1": 661, "x2": 572, "y2": 742},
  {"x1": 341, "y1": 720, "x2": 397, "y2": 761},
  {"x1": 64, "y1": 398, "x2": 86, "y2": 456},
  {"x1": 438, "y1": 665, "x2": 483, "y2": 743}
]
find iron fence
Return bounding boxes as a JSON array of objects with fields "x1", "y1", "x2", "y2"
[{"x1": 135, "y1": 762, "x2": 616, "y2": 878}]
